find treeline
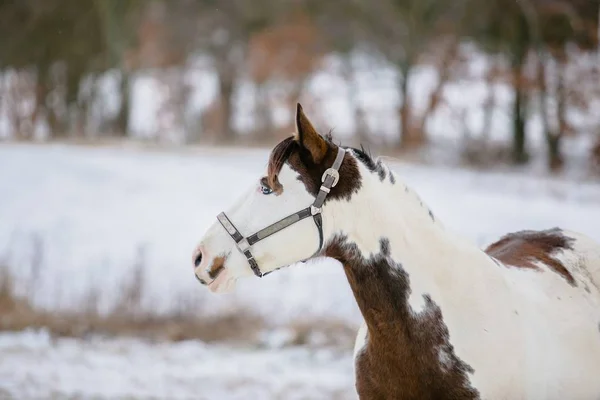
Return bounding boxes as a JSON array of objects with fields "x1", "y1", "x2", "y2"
[{"x1": 0, "y1": 0, "x2": 599, "y2": 170}]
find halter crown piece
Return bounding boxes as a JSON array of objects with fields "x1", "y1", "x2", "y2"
[{"x1": 217, "y1": 146, "x2": 347, "y2": 278}]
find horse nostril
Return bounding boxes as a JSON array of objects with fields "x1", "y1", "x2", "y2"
[
  {"x1": 194, "y1": 252, "x2": 203, "y2": 267},
  {"x1": 195, "y1": 274, "x2": 207, "y2": 285}
]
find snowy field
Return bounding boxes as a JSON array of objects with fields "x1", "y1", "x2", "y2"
[
  {"x1": 0, "y1": 330, "x2": 355, "y2": 399},
  {"x1": 1, "y1": 142, "x2": 600, "y2": 398}
]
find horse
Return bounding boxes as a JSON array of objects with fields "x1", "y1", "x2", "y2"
[{"x1": 192, "y1": 104, "x2": 600, "y2": 399}]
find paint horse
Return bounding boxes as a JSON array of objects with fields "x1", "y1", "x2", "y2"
[{"x1": 193, "y1": 104, "x2": 600, "y2": 399}]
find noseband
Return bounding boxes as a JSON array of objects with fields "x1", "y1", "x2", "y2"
[{"x1": 216, "y1": 147, "x2": 346, "y2": 278}]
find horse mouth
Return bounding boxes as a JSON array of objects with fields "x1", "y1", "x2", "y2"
[
  {"x1": 207, "y1": 265, "x2": 235, "y2": 293},
  {"x1": 194, "y1": 266, "x2": 225, "y2": 287},
  {"x1": 208, "y1": 265, "x2": 225, "y2": 282}
]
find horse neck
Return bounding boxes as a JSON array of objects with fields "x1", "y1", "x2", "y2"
[{"x1": 322, "y1": 163, "x2": 487, "y2": 325}]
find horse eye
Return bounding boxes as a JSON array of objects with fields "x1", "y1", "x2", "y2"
[{"x1": 260, "y1": 183, "x2": 273, "y2": 195}]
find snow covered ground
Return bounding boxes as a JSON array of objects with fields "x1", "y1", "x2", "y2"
[
  {"x1": 1, "y1": 142, "x2": 600, "y2": 398},
  {"x1": 0, "y1": 330, "x2": 355, "y2": 399}
]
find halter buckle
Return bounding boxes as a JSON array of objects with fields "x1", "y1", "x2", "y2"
[
  {"x1": 310, "y1": 205, "x2": 322, "y2": 215},
  {"x1": 321, "y1": 168, "x2": 340, "y2": 187}
]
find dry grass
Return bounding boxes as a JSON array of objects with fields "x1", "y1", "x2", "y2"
[
  {"x1": 0, "y1": 243, "x2": 357, "y2": 349},
  {"x1": 0, "y1": 261, "x2": 266, "y2": 344}
]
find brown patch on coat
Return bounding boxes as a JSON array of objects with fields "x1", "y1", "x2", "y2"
[
  {"x1": 208, "y1": 256, "x2": 226, "y2": 279},
  {"x1": 289, "y1": 141, "x2": 362, "y2": 201},
  {"x1": 325, "y1": 236, "x2": 479, "y2": 400},
  {"x1": 485, "y1": 228, "x2": 576, "y2": 286}
]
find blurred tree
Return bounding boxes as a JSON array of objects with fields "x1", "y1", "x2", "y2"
[
  {"x1": 94, "y1": 0, "x2": 143, "y2": 136},
  {"x1": 248, "y1": 11, "x2": 326, "y2": 139},
  {"x1": 388, "y1": 0, "x2": 468, "y2": 149},
  {"x1": 0, "y1": 0, "x2": 144, "y2": 138},
  {"x1": 468, "y1": 0, "x2": 534, "y2": 164},
  {"x1": 470, "y1": 0, "x2": 599, "y2": 167},
  {"x1": 313, "y1": 0, "x2": 469, "y2": 149},
  {"x1": 305, "y1": 0, "x2": 373, "y2": 143},
  {"x1": 0, "y1": 0, "x2": 598, "y2": 176},
  {"x1": 127, "y1": 1, "x2": 194, "y2": 142},
  {"x1": 194, "y1": 0, "x2": 285, "y2": 143},
  {"x1": 535, "y1": 0, "x2": 599, "y2": 170}
]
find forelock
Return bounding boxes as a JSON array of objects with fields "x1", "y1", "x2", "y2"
[{"x1": 267, "y1": 136, "x2": 298, "y2": 193}]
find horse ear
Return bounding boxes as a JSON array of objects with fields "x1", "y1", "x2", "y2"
[{"x1": 294, "y1": 103, "x2": 327, "y2": 164}]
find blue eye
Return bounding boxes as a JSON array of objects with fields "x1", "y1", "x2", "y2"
[{"x1": 261, "y1": 183, "x2": 273, "y2": 195}]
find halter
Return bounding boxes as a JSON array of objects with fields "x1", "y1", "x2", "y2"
[{"x1": 216, "y1": 146, "x2": 346, "y2": 278}]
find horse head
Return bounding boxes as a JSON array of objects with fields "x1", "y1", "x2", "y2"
[{"x1": 192, "y1": 104, "x2": 368, "y2": 293}]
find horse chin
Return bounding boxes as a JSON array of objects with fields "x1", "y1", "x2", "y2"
[{"x1": 207, "y1": 269, "x2": 237, "y2": 294}]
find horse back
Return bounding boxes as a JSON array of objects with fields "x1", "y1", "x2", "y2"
[{"x1": 485, "y1": 228, "x2": 600, "y2": 293}]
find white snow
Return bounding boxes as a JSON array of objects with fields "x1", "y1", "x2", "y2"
[
  {"x1": 1, "y1": 142, "x2": 600, "y2": 398},
  {"x1": 0, "y1": 330, "x2": 355, "y2": 399}
]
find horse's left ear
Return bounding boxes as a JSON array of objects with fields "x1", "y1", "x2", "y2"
[{"x1": 294, "y1": 103, "x2": 328, "y2": 164}]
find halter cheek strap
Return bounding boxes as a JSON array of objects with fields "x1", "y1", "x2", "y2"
[{"x1": 217, "y1": 146, "x2": 346, "y2": 278}]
